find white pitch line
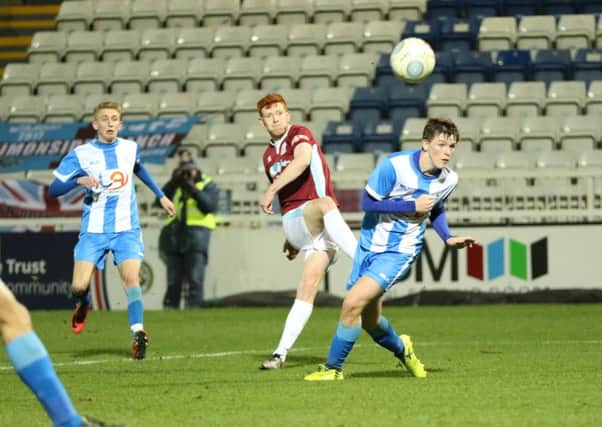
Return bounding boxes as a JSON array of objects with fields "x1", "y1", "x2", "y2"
[{"x1": 1, "y1": 340, "x2": 601, "y2": 371}]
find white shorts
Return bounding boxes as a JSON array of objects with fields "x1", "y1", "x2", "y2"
[{"x1": 282, "y1": 202, "x2": 338, "y2": 259}]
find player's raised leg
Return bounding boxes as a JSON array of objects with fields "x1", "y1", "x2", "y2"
[{"x1": 71, "y1": 261, "x2": 95, "y2": 334}]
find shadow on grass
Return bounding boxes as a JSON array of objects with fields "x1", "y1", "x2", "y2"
[
  {"x1": 350, "y1": 367, "x2": 444, "y2": 378},
  {"x1": 71, "y1": 348, "x2": 129, "y2": 358},
  {"x1": 245, "y1": 353, "x2": 325, "y2": 369}
]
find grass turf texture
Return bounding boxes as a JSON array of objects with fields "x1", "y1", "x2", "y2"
[{"x1": 1, "y1": 304, "x2": 601, "y2": 427}]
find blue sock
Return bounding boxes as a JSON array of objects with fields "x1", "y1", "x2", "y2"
[
  {"x1": 325, "y1": 322, "x2": 362, "y2": 370},
  {"x1": 71, "y1": 289, "x2": 90, "y2": 307},
  {"x1": 126, "y1": 286, "x2": 144, "y2": 332},
  {"x1": 6, "y1": 332, "x2": 82, "y2": 427},
  {"x1": 367, "y1": 316, "x2": 405, "y2": 358}
]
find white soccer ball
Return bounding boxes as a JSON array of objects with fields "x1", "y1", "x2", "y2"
[{"x1": 389, "y1": 37, "x2": 436, "y2": 83}]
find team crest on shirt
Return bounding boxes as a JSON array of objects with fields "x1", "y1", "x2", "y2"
[{"x1": 269, "y1": 160, "x2": 290, "y2": 178}]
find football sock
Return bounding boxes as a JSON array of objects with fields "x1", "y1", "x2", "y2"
[
  {"x1": 323, "y1": 209, "x2": 357, "y2": 259},
  {"x1": 367, "y1": 316, "x2": 404, "y2": 358},
  {"x1": 6, "y1": 332, "x2": 83, "y2": 427},
  {"x1": 71, "y1": 288, "x2": 90, "y2": 307},
  {"x1": 325, "y1": 322, "x2": 361, "y2": 370},
  {"x1": 126, "y1": 286, "x2": 144, "y2": 333},
  {"x1": 274, "y1": 299, "x2": 313, "y2": 360}
]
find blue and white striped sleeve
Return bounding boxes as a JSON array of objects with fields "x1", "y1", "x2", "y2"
[
  {"x1": 52, "y1": 150, "x2": 82, "y2": 183},
  {"x1": 365, "y1": 157, "x2": 396, "y2": 200}
]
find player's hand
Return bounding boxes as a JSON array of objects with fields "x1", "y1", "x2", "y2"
[
  {"x1": 415, "y1": 195, "x2": 435, "y2": 214},
  {"x1": 260, "y1": 188, "x2": 276, "y2": 214},
  {"x1": 283, "y1": 240, "x2": 299, "y2": 260},
  {"x1": 446, "y1": 236, "x2": 477, "y2": 249},
  {"x1": 77, "y1": 176, "x2": 100, "y2": 189},
  {"x1": 160, "y1": 196, "x2": 176, "y2": 217}
]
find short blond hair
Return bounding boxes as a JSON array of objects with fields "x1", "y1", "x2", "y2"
[{"x1": 94, "y1": 101, "x2": 122, "y2": 119}]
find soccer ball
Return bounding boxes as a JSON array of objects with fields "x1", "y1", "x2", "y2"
[{"x1": 389, "y1": 37, "x2": 436, "y2": 83}]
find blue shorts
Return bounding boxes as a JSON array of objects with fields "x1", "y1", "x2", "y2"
[
  {"x1": 346, "y1": 245, "x2": 417, "y2": 292},
  {"x1": 74, "y1": 229, "x2": 144, "y2": 270}
]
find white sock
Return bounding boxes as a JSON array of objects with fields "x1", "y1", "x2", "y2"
[
  {"x1": 323, "y1": 209, "x2": 357, "y2": 259},
  {"x1": 274, "y1": 299, "x2": 313, "y2": 360}
]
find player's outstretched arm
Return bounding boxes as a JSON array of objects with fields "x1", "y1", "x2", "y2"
[
  {"x1": 446, "y1": 236, "x2": 477, "y2": 248},
  {"x1": 159, "y1": 196, "x2": 176, "y2": 217}
]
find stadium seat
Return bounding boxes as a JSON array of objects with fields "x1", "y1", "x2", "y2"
[
  {"x1": 129, "y1": 0, "x2": 166, "y2": 30},
  {"x1": 110, "y1": 60, "x2": 150, "y2": 95},
  {"x1": 313, "y1": 0, "x2": 350, "y2": 24},
  {"x1": 492, "y1": 50, "x2": 532, "y2": 85},
  {"x1": 240, "y1": 122, "x2": 269, "y2": 154},
  {"x1": 322, "y1": 121, "x2": 362, "y2": 154},
  {"x1": 122, "y1": 93, "x2": 160, "y2": 120},
  {"x1": 92, "y1": 0, "x2": 130, "y2": 31},
  {"x1": 439, "y1": 18, "x2": 479, "y2": 52},
  {"x1": 194, "y1": 90, "x2": 235, "y2": 123},
  {"x1": 165, "y1": 0, "x2": 203, "y2": 28},
  {"x1": 216, "y1": 155, "x2": 262, "y2": 177},
  {"x1": 211, "y1": 25, "x2": 252, "y2": 59},
  {"x1": 534, "y1": 150, "x2": 576, "y2": 169},
  {"x1": 389, "y1": 0, "x2": 425, "y2": 21},
  {"x1": 478, "y1": 17, "x2": 517, "y2": 51},
  {"x1": 495, "y1": 151, "x2": 533, "y2": 169},
  {"x1": 56, "y1": 0, "x2": 93, "y2": 32},
  {"x1": 298, "y1": 54, "x2": 339, "y2": 90},
  {"x1": 349, "y1": 0, "x2": 388, "y2": 23},
  {"x1": 182, "y1": 123, "x2": 207, "y2": 147},
  {"x1": 185, "y1": 57, "x2": 225, "y2": 92},
  {"x1": 361, "y1": 121, "x2": 399, "y2": 153},
  {"x1": 400, "y1": 117, "x2": 428, "y2": 150},
  {"x1": 223, "y1": 57, "x2": 263, "y2": 91},
  {"x1": 545, "y1": 81, "x2": 586, "y2": 117},
  {"x1": 73, "y1": 61, "x2": 114, "y2": 95},
  {"x1": 64, "y1": 30, "x2": 103, "y2": 63},
  {"x1": 502, "y1": 0, "x2": 542, "y2": 17},
  {"x1": 559, "y1": 115, "x2": 601, "y2": 152},
  {"x1": 324, "y1": 22, "x2": 363, "y2": 55},
  {"x1": 452, "y1": 151, "x2": 497, "y2": 171},
  {"x1": 426, "y1": 0, "x2": 460, "y2": 20},
  {"x1": 157, "y1": 92, "x2": 197, "y2": 118},
  {"x1": 276, "y1": 0, "x2": 313, "y2": 25},
  {"x1": 453, "y1": 117, "x2": 480, "y2": 151},
  {"x1": 427, "y1": 83, "x2": 467, "y2": 118},
  {"x1": 277, "y1": 88, "x2": 311, "y2": 123},
  {"x1": 431, "y1": 51, "x2": 454, "y2": 84},
  {"x1": 466, "y1": 0, "x2": 502, "y2": 19},
  {"x1": 506, "y1": 81, "x2": 546, "y2": 117},
  {"x1": 138, "y1": 28, "x2": 176, "y2": 61},
  {"x1": 83, "y1": 93, "x2": 121, "y2": 122},
  {"x1": 516, "y1": 16, "x2": 556, "y2": 50},
  {"x1": 44, "y1": 94, "x2": 85, "y2": 123},
  {"x1": 310, "y1": 86, "x2": 354, "y2": 122},
  {"x1": 573, "y1": 49, "x2": 602, "y2": 84},
  {"x1": 202, "y1": 0, "x2": 240, "y2": 27},
  {"x1": 541, "y1": 0, "x2": 578, "y2": 15},
  {"x1": 362, "y1": 20, "x2": 405, "y2": 54},
  {"x1": 173, "y1": 27, "x2": 214, "y2": 60},
  {"x1": 349, "y1": 86, "x2": 387, "y2": 126},
  {"x1": 479, "y1": 117, "x2": 520, "y2": 152},
  {"x1": 36, "y1": 62, "x2": 76, "y2": 97},
  {"x1": 287, "y1": 23, "x2": 326, "y2": 57},
  {"x1": 6, "y1": 95, "x2": 46, "y2": 123},
  {"x1": 556, "y1": 14, "x2": 596, "y2": 49},
  {"x1": 576, "y1": 149, "x2": 602, "y2": 168},
  {"x1": 337, "y1": 52, "x2": 378, "y2": 88},
  {"x1": 333, "y1": 153, "x2": 374, "y2": 190},
  {"x1": 597, "y1": 15, "x2": 602, "y2": 48},
  {"x1": 453, "y1": 50, "x2": 494, "y2": 85},
  {"x1": 466, "y1": 82, "x2": 506, "y2": 118},
  {"x1": 0, "y1": 63, "x2": 40, "y2": 97},
  {"x1": 585, "y1": 80, "x2": 602, "y2": 115},
  {"x1": 239, "y1": 0, "x2": 277, "y2": 26},
  {"x1": 232, "y1": 89, "x2": 265, "y2": 125},
  {"x1": 532, "y1": 49, "x2": 573, "y2": 84},
  {"x1": 402, "y1": 20, "x2": 440, "y2": 51},
  {"x1": 518, "y1": 116, "x2": 558, "y2": 152},
  {"x1": 205, "y1": 122, "x2": 245, "y2": 158},
  {"x1": 260, "y1": 56, "x2": 301, "y2": 90},
  {"x1": 27, "y1": 31, "x2": 66, "y2": 63},
  {"x1": 102, "y1": 30, "x2": 139, "y2": 62},
  {"x1": 388, "y1": 83, "x2": 427, "y2": 126},
  {"x1": 249, "y1": 24, "x2": 289, "y2": 58},
  {"x1": 148, "y1": 59, "x2": 187, "y2": 93}
]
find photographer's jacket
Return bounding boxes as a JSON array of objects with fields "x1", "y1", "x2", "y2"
[{"x1": 164, "y1": 173, "x2": 218, "y2": 230}]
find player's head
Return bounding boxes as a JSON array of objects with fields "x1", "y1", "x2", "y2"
[
  {"x1": 257, "y1": 93, "x2": 291, "y2": 140},
  {"x1": 420, "y1": 118, "x2": 459, "y2": 170},
  {"x1": 92, "y1": 101, "x2": 123, "y2": 143}
]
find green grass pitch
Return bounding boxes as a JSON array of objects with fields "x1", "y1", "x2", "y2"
[{"x1": 1, "y1": 304, "x2": 601, "y2": 426}]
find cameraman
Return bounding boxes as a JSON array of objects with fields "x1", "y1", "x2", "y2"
[{"x1": 160, "y1": 150, "x2": 219, "y2": 309}]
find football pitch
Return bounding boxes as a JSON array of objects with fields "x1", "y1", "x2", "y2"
[{"x1": 1, "y1": 304, "x2": 601, "y2": 427}]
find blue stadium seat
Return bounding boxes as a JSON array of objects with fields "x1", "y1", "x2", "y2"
[
  {"x1": 361, "y1": 121, "x2": 400, "y2": 153},
  {"x1": 402, "y1": 20, "x2": 441, "y2": 51},
  {"x1": 426, "y1": 0, "x2": 461, "y2": 20},
  {"x1": 464, "y1": 0, "x2": 502, "y2": 19},
  {"x1": 439, "y1": 17, "x2": 480, "y2": 52},
  {"x1": 453, "y1": 50, "x2": 493, "y2": 85},
  {"x1": 573, "y1": 49, "x2": 602, "y2": 84},
  {"x1": 432, "y1": 51, "x2": 455, "y2": 83},
  {"x1": 502, "y1": 0, "x2": 543, "y2": 17},
  {"x1": 492, "y1": 49, "x2": 531, "y2": 85},
  {"x1": 322, "y1": 121, "x2": 362, "y2": 154},
  {"x1": 349, "y1": 86, "x2": 388, "y2": 127},
  {"x1": 581, "y1": 0, "x2": 602, "y2": 13},
  {"x1": 532, "y1": 49, "x2": 573, "y2": 85},
  {"x1": 541, "y1": 0, "x2": 578, "y2": 15},
  {"x1": 375, "y1": 52, "x2": 396, "y2": 89},
  {"x1": 388, "y1": 83, "x2": 428, "y2": 128}
]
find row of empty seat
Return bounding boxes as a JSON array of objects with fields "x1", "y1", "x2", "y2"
[{"x1": 56, "y1": 0, "x2": 426, "y2": 32}]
